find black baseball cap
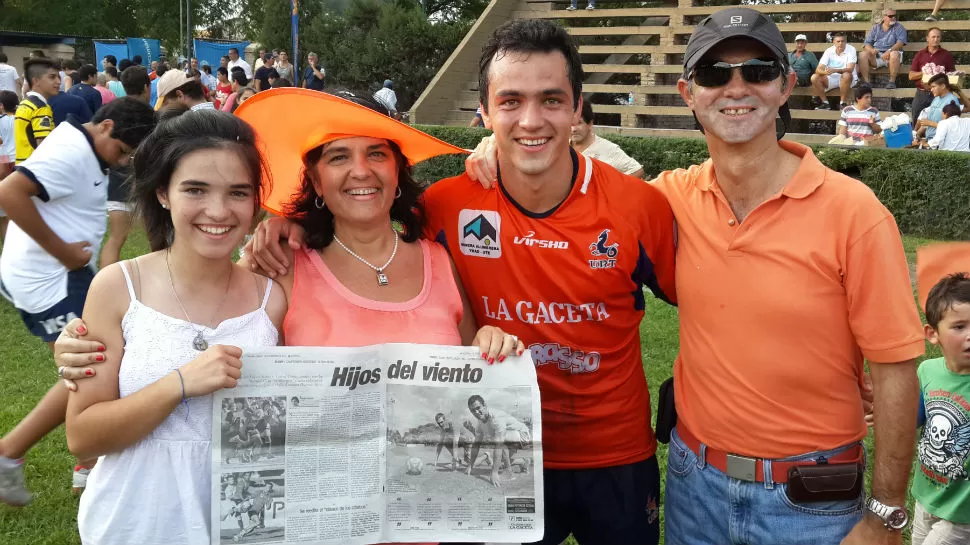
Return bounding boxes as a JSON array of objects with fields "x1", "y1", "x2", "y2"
[
  {"x1": 683, "y1": 7, "x2": 792, "y2": 139},
  {"x1": 684, "y1": 8, "x2": 788, "y2": 74}
]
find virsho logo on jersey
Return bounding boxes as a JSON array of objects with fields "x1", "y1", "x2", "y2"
[
  {"x1": 588, "y1": 229, "x2": 618, "y2": 269},
  {"x1": 513, "y1": 231, "x2": 569, "y2": 250},
  {"x1": 458, "y1": 209, "x2": 502, "y2": 258}
]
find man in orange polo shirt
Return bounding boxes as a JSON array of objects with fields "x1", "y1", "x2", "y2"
[
  {"x1": 656, "y1": 8, "x2": 922, "y2": 545},
  {"x1": 462, "y1": 8, "x2": 924, "y2": 545}
]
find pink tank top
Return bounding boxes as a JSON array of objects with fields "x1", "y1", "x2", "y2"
[{"x1": 283, "y1": 238, "x2": 463, "y2": 347}]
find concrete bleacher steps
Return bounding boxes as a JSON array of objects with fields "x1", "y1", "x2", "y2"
[{"x1": 412, "y1": 0, "x2": 970, "y2": 145}]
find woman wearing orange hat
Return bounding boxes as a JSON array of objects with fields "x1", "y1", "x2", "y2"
[{"x1": 229, "y1": 88, "x2": 524, "y2": 361}]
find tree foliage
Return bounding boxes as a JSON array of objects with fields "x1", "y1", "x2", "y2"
[
  {"x1": 0, "y1": 0, "x2": 244, "y2": 57},
  {"x1": 300, "y1": 0, "x2": 472, "y2": 110},
  {"x1": 0, "y1": 0, "x2": 481, "y2": 110}
]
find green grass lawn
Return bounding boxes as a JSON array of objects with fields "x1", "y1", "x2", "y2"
[{"x1": 0, "y1": 233, "x2": 944, "y2": 545}]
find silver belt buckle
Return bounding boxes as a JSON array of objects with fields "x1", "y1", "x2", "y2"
[{"x1": 725, "y1": 453, "x2": 758, "y2": 482}]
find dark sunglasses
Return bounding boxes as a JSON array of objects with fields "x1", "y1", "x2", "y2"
[{"x1": 690, "y1": 59, "x2": 784, "y2": 87}]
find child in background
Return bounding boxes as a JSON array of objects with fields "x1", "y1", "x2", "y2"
[
  {"x1": 0, "y1": 90, "x2": 17, "y2": 177},
  {"x1": 0, "y1": 90, "x2": 17, "y2": 241},
  {"x1": 214, "y1": 67, "x2": 232, "y2": 110},
  {"x1": 837, "y1": 83, "x2": 882, "y2": 143},
  {"x1": 912, "y1": 272, "x2": 970, "y2": 545}
]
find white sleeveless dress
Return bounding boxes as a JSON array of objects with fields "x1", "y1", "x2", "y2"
[{"x1": 78, "y1": 262, "x2": 279, "y2": 545}]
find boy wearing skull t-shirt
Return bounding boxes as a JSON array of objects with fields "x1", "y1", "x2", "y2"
[{"x1": 911, "y1": 273, "x2": 970, "y2": 545}]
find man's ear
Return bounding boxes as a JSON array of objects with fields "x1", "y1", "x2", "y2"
[
  {"x1": 97, "y1": 118, "x2": 115, "y2": 137},
  {"x1": 677, "y1": 78, "x2": 694, "y2": 109},
  {"x1": 781, "y1": 70, "x2": 797, "y2": 104},
  {"x1": 481, "y1": 103, "x2": 492, "y2": 130}
]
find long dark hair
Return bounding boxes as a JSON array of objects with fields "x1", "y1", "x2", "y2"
[
  {"x1": 283, "y1": 92, "x2": 424, "y2": 249},
  {"x1": 130, "y1": 109, "x2": 269, "y2": 251}
]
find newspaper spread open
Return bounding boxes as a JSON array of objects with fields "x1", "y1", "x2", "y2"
[{"x1": 211, "y1": 344, "x2": 543, "y2": 544}]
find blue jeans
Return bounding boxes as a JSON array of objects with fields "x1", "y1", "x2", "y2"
[{"x1": 664, "y1": 427, "x2": 864, "y2": 545}]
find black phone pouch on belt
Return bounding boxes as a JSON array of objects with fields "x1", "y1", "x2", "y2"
[{"x1": 785, "y1": 462, "x2": 863, "y2": 504}]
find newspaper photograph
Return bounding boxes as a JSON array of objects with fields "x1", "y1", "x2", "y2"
[{"x1": 210, "y1": 344, "x2": 543, "y2": 545}]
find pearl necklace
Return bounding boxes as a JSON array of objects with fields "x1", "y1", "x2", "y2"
[{"x1": 331, "y1": 230, "x2": 399, "y2": 286}]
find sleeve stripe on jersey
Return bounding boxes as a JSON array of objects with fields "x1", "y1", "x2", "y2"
[
  {"x1": 580, "y1": 155, "x2": 593, "y2": 194},
  {"x1": 434, "y1": 229, "x2": 451, "y2": 255},
  {"x1": 633, "y1": 241, "x2": 675, "y2": 307},
  {"x1": 14, "y1": 166, "x2": 50, "y2": 202}
]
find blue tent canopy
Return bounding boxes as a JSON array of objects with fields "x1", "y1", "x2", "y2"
[
  {"x1": 93, "y1": 41, "x2": 129, "y2": 68},
  {"x1": 126, "y1": 38, "x2": 161, "y2": 64},
  {"x1": 194, "y1": 39, "x2": 251, "y2": 72},
  {"x1": 93, "y1": 39, "x2": 161, "y2": 68}
]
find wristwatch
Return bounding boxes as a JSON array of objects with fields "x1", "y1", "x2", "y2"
[{"x1": 866, "y1": 497, "x2": 909, "y2": 530}]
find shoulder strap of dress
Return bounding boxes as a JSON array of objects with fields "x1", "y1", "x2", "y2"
[
  {"x1": 119, "y1": 261, "x2": 137, "y2": 301},
  {"x1": 260, "y1": 277, "x2": 274, "y2": 310}
]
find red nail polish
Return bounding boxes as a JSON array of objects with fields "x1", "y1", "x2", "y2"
[
  {"x1": 488, "y1": 357, "x2": 494, "y2": 364},
  {"x1": 498, "y1": 356, "x2": 505, "y2": 363},
  {"x1": 482, "y1": 353, "x2": 488, "y2": 359},
  {"x1": 97, "y1": 345, "x2": 106, "y2": 352},
  {"x1": 85, "y1": 369, "x2": 94, "y2": 376},
  {"x1": 78, "y1": 326, "x2": 86, "y2": 334},
  {"x1": 96, "y1": 354, "x2": 105, "y2": 362}
]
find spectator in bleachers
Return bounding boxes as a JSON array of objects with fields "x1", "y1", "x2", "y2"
[
  {"x1": 566, "y1": 0, "x2": 594, "y2": 10},
  {"x1": 837, "y1": 84, "x2": 882, "y2": 143},
  {"x1": 788, "y1": 34, "x2": 818, "y2": 87},
  {"x1": 915, "y1": 73, "x2": 967, "y2": 141},
  {"x1": 571, "y1": 101, "x2": 644, "y2": 178},
  {"x1": 928, "y1": 102, "x2": 970, "y2": 151},
  {"x1": 909, "y1": 28, "x2": 954, "y2": 121},
  {"x1": 926, "y1": 0, "x2": 948, "y2": 21},
  {"x1": 810, "y1": 32, "x2": 857, "y2": 110},
  {"x1": 858, "y1": 8, "x2": 906, "y2": 89}
]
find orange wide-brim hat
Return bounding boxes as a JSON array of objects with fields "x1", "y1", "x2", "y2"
[
  {"x1": 234, "y1": 87, "x2": 467, "y2": 215},
  {"x1": 917, "y1": 242, "x2": 970, "y2": 313}
]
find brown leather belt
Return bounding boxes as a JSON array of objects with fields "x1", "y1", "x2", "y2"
[{"x1": 676, "y1": 424, "x2": 863, "y2": 484}]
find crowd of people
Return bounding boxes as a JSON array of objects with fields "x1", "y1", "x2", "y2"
[
  {"x1": 0, "y1": 9, "x2": 967, "y2": 545},
  {"x1": 783, "y1": 10, "x2": 970, "y2": 150}
]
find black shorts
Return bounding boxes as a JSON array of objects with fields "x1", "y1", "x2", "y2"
[
  {"x1": 443, "y1": 456, "x2": 661, "y2": 545},
  {"x1": 5, "y1": 267, "x2": 95, "y2": 342}
]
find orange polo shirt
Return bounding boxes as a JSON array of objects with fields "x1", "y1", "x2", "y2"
[{"x1": 652, "y1": 140, "x2": 924, "y2": 459}]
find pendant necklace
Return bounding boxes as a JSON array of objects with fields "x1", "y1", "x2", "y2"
[
  {"x1": 332, "y1": 229, "x2": 399, "y2": 286},
  {"x1": 166, "y1": 249, "x2": 233, "y2": 351}
]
